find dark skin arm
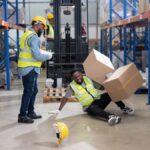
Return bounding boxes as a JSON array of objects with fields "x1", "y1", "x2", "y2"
[{"x1": 58, "y1": 97, "x2": 68, "y2": 111}]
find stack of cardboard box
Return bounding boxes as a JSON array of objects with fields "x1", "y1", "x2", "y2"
[{"x1": 83, "y1": 49, "x2": 144, "y2": 102}]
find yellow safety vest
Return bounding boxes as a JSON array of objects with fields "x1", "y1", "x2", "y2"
[
  {"x1": 18, "y1": 30, "x2": 42, "y2": 68},
  {"x1": 70, "y1": 76, "x2": 101, "y2": 107},
  {"x1": 47, "y1": 24, "x2": 54, "y2": 38}
]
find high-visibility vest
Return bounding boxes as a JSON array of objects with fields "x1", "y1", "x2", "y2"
[
  {"x1": 70, "y1": 76, "x2": 101, "y2": 107},
  {"x1": 47, "y1": 24, "x2": 54, "y2": 38},
  {"x1": 18, "y1": 30, "x2": 42, "y2": 68}
]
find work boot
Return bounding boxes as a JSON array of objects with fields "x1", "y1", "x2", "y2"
[
  {"x1": 27, "y1": 112, "x2": 42, "y2": 119},
  {"x1": 18, "y1": 116, "x2": 34, "y2": 124}
]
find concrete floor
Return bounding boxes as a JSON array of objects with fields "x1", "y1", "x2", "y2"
[{"x1": 0, "y1": 74, "x2": 150, "y2": 150}]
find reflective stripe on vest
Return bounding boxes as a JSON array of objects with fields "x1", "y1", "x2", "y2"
[
  {"x1": 18, "y1": 30, "x2": 42, "y2": 68},
  {"x1": 70, "y1": 76, "x2": 100, "y2": 107},
  {"x1": 83, "y1": 76, "x2": 101, "y2": 98},
  {"x1": 47, "y1": 24, "x2": 54, "y2": 38}
]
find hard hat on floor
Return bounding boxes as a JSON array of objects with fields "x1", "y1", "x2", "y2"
[{"x1": 53, "y1": 122, "x2": 69, "y2": 144}]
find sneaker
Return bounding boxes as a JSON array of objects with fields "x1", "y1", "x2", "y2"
[
  {"x1": 27, "y1": 113, "x2": 42, "y2": 119},
  {"x1": 108, "y1": 115, "x2": 117, "y2": 126},
  {"x1": 108, "y1": 115, "x2": 121, "y2": 126},
  {"x1": 122, "y1": 106, "x2": 134, "y2": 115},
  {"x1": 18, "y1": 116, "x2": 34, "y2": 124},
  {"x1": 115, "y1": 116, "x2": 121, "y2": 124}
]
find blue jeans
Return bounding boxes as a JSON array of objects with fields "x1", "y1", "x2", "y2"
[{"x1": 19, "y1": 69, "x2": 38, "y2": 117}]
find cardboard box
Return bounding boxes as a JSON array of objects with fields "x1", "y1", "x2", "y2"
[
  {"x1": 139, "y1": 0, "x2": 150, "y2": 14},
  {"x1": 83, "y1": 49, "x2": 115, "y2": 84},
  {"x1": 103, "y1": 63, "x2": 144, "y2": 102},
  {"x1": 112, "y1": 36, "x2": 120, "y2": 46}
]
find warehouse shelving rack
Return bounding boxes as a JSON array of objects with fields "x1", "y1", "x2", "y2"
[
  {"x1": 101, "y1": 0, "x2": 139, "y2": 61},
  {"x1": 0, "y1": 0, "x2": 25, "y2": 90},
  {"x1": 100, "y1": 0, "x2": 150, "y2": 104}
]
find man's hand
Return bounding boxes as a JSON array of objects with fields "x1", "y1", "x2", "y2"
[
  {"x1": 48, "y1": 110, "x2": 60, "y2": 114},
  {"x1": 48, "y1": 52, "x2": 52, "y2": 60},
  {"x1": 47, "y1": 51, "x2": 54, "y2": 60},
  {"x1": 40, "y1": 49, "x2": 54, "y2": 60}
]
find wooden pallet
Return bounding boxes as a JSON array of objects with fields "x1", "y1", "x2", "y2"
[{"x1": 43, "y1": 88, "x2": 78, "y2": 103}]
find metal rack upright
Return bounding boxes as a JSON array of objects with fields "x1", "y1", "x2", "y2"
[
  {"x1": 100, "y1": 0, "x2": 150, "y2": 104},
  {"x1": 0, "y1": 0, "x2": 25, "y2": 90}
]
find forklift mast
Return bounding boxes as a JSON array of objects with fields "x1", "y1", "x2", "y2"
[{"x1": 47, "y1": 0, "x2": 89, "y2": 86}]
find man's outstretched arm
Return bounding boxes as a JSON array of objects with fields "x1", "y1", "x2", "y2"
[{"x1": 58, "y1": 97, "x2": 68, "y2": 111}]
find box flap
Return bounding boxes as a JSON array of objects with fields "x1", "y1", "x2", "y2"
[{"x1": 93, "y1": 49, "x2": 115, "y2": 70}]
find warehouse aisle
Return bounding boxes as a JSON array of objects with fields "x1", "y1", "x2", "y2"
[{"x1": 0, "y1": 75, "x2": 150, "y2": 150}]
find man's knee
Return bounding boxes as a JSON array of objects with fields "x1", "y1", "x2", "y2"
[
  {"x1": 87, "y1": 105, "x2": 98, "y2": 116},
  {"x1": 102, "y1": 93, "x2": 112, "y2": 101}
]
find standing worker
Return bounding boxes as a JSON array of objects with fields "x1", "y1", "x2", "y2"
[
  {"x1": 18, "y1": 16, "x2": 53, "y2": 124},
  {"x1": 44, "y1": 13, "x2": 54, "y2": 51},
  {"x1": 51, "y1": 69, "x2": 134, "y2": 126}
]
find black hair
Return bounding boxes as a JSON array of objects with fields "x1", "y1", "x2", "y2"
[
  {"x1": 32, "y1": 21, "x2": 36, "y2": 26},
  {"x1": 70, "y1": 68, "x2": 83, "y2": 77}
]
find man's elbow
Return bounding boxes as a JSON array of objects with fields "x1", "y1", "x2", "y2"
[{"x1": 32, "y1": 53, "x2": 45, "y2": 61}]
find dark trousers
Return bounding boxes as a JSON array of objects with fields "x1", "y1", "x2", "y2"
[
  {"x1": 86, "y1": 93, "x2": 125, "y2": 120},
  {"x1": 19, "y1": 70, "x2": 38, "y2": 117}
]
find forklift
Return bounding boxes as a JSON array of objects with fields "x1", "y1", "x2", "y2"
[{"x1": 46, "y1": 0, "x2": 89, "y2": 87}]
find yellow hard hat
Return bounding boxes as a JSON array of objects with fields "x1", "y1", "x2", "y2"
[
  {"x1": 47, "y1": 13, "x2": 54, "y2": 19},
  {"x1": 53, "y1": 122, "x2": 69, "y2": 144},
  {"x1": 32, "y1": 16, "x2": 46, "y2": 27}
]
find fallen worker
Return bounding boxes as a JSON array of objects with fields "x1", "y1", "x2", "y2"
[{"x1": 50, "y1": 69, "x2": 134, "y2": 126}]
